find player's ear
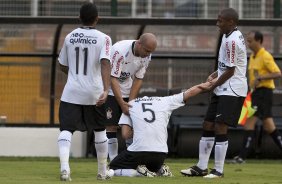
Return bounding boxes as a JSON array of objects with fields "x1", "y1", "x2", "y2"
[{"x1": 94, "y1": 16, "x2": 99, "y2": 24}]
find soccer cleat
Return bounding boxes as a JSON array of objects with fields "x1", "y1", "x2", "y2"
[
  {"x1": 157, "y1": 164, "x2": 173, "y2": 177},
  {"x1": 60, "y1": 170, "x2": 72, "y2": 181},
  {"x1": 136, "y1": 165, "x2": 157, "y2": 177},
  {"x1": 180, "y1": 165, "x2": 208, "y2": 177},
  {"x1": 97, "y1": 169, "x2": 114, "y2": 180},
  {"x1": 226, "y1": 156, "x2": 245, "y2": 164},
  {"x1": 203, "y1": 169, "x2": 224, "y2": 178}
]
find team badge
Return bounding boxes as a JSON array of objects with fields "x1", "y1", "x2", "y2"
[{"x1": 106, "y1": 108, "x2": 113, "y2": 119}]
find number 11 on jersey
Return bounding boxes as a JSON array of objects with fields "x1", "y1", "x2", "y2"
[{"x1": 75, "y1": 47, "x2": 88, "y2": 75}]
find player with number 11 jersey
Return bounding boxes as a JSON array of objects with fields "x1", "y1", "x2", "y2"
[{"x1": 59, "y1": 27, "x2": 112, "y2": 105}]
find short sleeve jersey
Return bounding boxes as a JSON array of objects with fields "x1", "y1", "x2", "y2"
[
  {"x1": 214, "y1": 29, "x2": 248, "y2": 97},
  {"x1": 248, "y1": 47, "x2": 281, "y2": 89},
  {"x1": 118, "y1": 93, "x2": 185, "y2": 153},
  {"x1": 109, "y1": 40, "x2": 151, "y2": 97},
  {"x1": 58, "y1": 27, "x2": 112, "y2": 105}
]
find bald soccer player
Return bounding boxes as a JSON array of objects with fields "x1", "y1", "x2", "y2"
[{"x1": 102, "y1": 33, "x2": 158, "y2": 161}]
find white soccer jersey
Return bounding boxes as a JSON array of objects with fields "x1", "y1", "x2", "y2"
[
  {"x1": 119, "y1": 93, "x2": 185, "y2": 153},
  {"x1": 109, "y1": 40, "x2": 151, "y2": 97},
  {"x1": 58, "y1": 27, "x2": 112, "y2": 105},
  {"x1": 214, "y1": 29, "x2": 248, "y2": 97}
]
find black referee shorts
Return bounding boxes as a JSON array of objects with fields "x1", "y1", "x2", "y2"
[
  {"x1": 252, "y1": 87, "x2": 273, "y2": 119},
  {"x1": 204, "y1": 93, "x2": 245, "y2": 127}
]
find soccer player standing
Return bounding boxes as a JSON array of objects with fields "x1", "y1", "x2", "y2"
[
  {"x1": 57, "y1": 2, "x2": 112, "y2": 181},
  {"x1": 181, "y1": 8, "x2": 248, "y2": 178},
  {"x1": 104, "y1": 33, "x2": 157, "y2": 161}
]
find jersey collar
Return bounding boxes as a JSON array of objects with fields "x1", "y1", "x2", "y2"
[
  {"x1": 252, "y1": 47, "x2": 265, "y2": 59},
  {"x1": 80, "y1": 26, "x2": 96, "y2": 30},
  {"x1": 132, "y1": 41, "x2": 137, "y2": 56},
  {"x1": 225, "y1": 27, "x2": 238, "y2": 38}
]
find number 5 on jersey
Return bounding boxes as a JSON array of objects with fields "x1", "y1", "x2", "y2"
[{"x1": 142, "y1": 103, "x2": 156, "y2": 123}]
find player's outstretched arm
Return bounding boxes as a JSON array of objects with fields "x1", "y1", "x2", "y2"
[{"x1": 183, "y1": 79, "x2": 216, "y2": 103}]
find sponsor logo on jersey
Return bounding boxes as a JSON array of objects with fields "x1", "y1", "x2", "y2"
[
  {"x1": 226, "y1": 41, "x2": 230, "y2": 60},
  {"x1": 69, "y1": 32, "x2": 97, "y2": 45},
  {"x1": 112, "y1": 51, "x2": 119, "y2": 61},
  {"x1": 119, "y1": 71, "x2": 130, "y2": 82},
  {"x1": 114, "y1": 56, "x2": 124, "y2": 75},
  {"x1": 231, "y1": 40, "x2": 235, "y2": 63},
  {"x1": 239, "y1": 35, "x2": 245, "y2": 45},
  {"x1": 134, "y1": 97, "x2": 161, "y2": 103},
  {"x1": 218, "y1": 61, "x2": 226, "y2": 69},
  {"x1": 105, "y1": 37, "x2": 110, "y2": 56}
]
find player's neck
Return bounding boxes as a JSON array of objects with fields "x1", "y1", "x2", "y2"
[
  {"x1": 253, "y1": 46, "x2": 262, "y2": 56},
  {"x1": 80, "y1": 25, "x2": 95, "y2": 29},
  {"x1": 225, "y1": 27, "x2": 238, "y2": 38}
]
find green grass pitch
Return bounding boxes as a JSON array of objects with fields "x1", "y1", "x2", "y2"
[{"x1": 0, "y1": 157, "x2": 281, "y2": 184}]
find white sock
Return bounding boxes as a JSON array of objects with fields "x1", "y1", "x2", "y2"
[
  {"x1": 94, "y1": 130, "x2": 108, "y2": 176},
  {"x1": 214, "y1": 141, "x2": 228, "y2": 173},
  {"x1": 58, "y1": 130, "x2": 72, "y2": 173},
  {"x1": 197, "y1": 137, "x2": 215, "y2": 170},
  {"x1": 114, "y1": 169, "x2": 140, "y2": 177},
  {"x1": 108, "y1": 138, "x2": 118, "y2": 161}
]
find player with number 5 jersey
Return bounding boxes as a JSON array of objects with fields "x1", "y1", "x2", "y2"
[{"x1": 109, "y1": 81, "x2": 215, "y2": 177}]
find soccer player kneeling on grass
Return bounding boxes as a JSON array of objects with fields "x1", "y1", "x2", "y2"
[{"x1": 108, "y1": 81, "x2": 214, "y2": 177}]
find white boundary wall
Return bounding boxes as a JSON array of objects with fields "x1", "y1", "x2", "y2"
[{"x1": 0, "y1": 127, "x2": 87, "y2": 157}]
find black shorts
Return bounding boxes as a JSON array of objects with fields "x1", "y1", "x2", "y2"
[
  {"x1": 59, "y1": 101, "x2": 106, "y2": 132},
  {"x1": 204, "y1": 93, "x2": 245, "y2": 127},
  {"x1": 109, "y1": 150, "x2": 167, "y2": 172},
  {"x1": 252, "y1": 87, "x2": 273, "y2": 119},
  {"x1": 103, "y1": 95, "x2": 129, "y2": 126}
]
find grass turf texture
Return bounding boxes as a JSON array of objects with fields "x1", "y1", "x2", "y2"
[{"x1": 0, "y1": 157, "x2": 281, "y2": 184}]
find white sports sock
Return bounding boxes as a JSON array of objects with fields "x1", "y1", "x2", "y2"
[
  {"x1": 197, "y1": 137, "x2": 215, "y2": 170},
  {"x1": 114, "y1": 169, "x2": 139, "y2": 177},
  {"x1": 58, "y1": 130, "x2": 72, "y2": 173},
  {"x1": 94, "y1": 130, "x2": 108, "y2": 176},
  {"x1": 108, "y1": 138, "x2": 118, "y2": 161},
  {"x1": 214, "y1": 141, "x2": 228, "y2": 173}
]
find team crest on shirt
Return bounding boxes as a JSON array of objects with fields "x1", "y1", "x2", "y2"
[{"x1": 106, "y1": 108, "x2": 113, "y2": 119}]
